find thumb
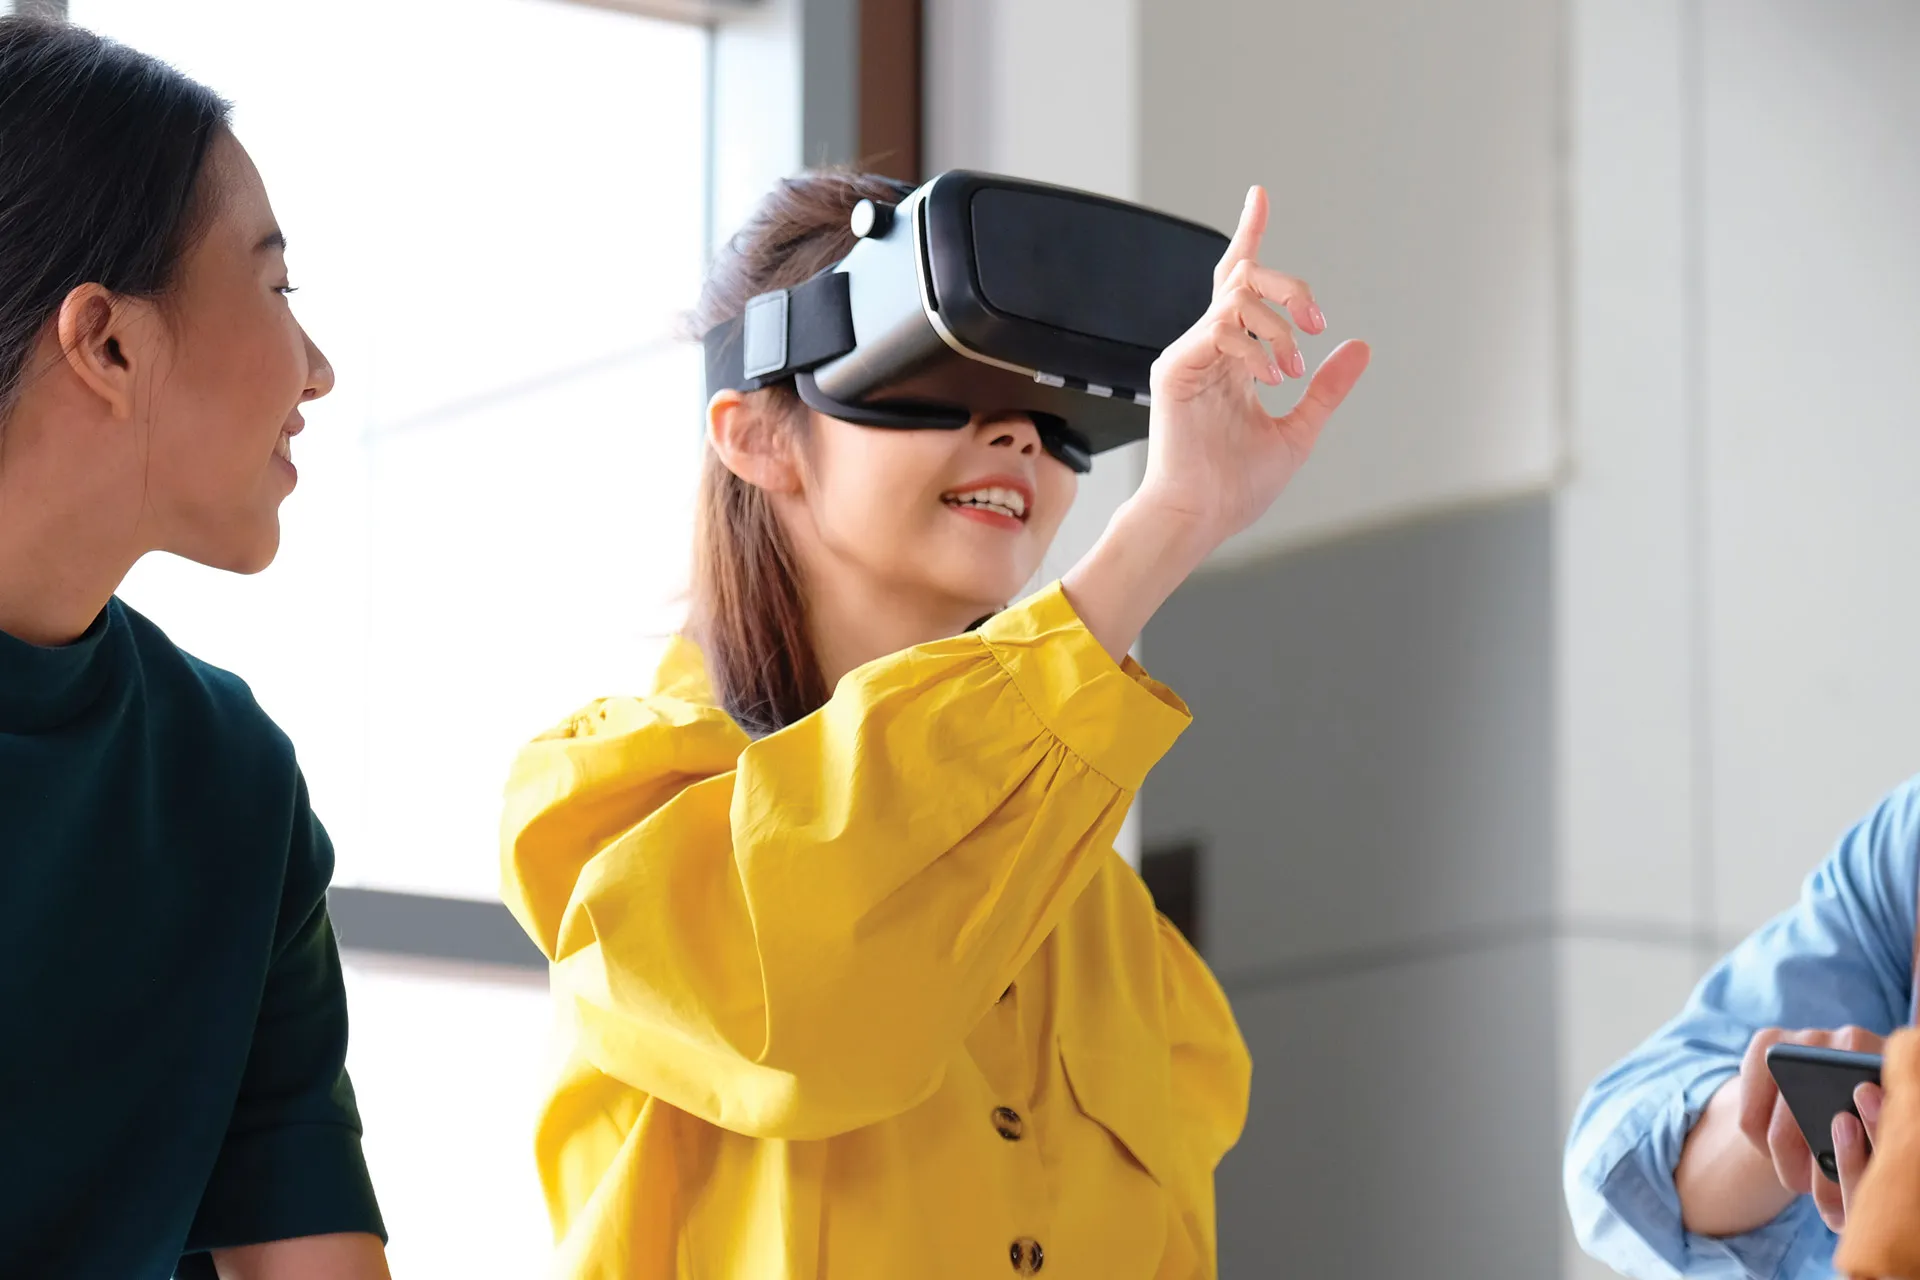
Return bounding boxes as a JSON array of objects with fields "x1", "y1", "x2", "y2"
[{"x1": 1275, "y1": 339, "x2": 1371, "y2": 455}]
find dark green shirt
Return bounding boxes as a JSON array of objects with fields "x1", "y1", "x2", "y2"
[{"x1": 0, "y1": 599, "x2": 384, "y2": 1278}]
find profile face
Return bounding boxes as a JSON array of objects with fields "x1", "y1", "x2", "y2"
[{"x1": 137, "y1": 131, "x2": 334, "y2": 575}]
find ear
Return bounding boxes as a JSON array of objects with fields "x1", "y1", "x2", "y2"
[
  {"x1": 54, "y1": 283, "x2": 154, "y2": 421},
  {"x1": 708, "y1": 389, "x2": 802, "y2": 495}
]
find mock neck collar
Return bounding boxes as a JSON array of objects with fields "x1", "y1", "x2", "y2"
[{"x1": 0, "y1": 599, "x2": 122, "y2": 733}]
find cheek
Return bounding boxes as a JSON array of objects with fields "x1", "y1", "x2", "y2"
[
  {"x1": 163, "y1": 308, "x2": 304, "y2": 470},
  {"x1": 812, "y1": 429, "x2": 950, "y2": 537},
  {"x1": 1034, "y1": 468, "x2": 1079, "y2": 543}
]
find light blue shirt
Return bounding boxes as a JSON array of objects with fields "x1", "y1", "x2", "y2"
[{"x1": 1565, "y1": 777, "x2": 1920, "y2": 1279}]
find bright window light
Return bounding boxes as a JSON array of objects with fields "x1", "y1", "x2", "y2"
[
  {"x1": 69, "y1": 0, "x2": 711, "y2": 900},
  {"x1": 339, "y1": 956, "x2": 560, "y2": 1273}
]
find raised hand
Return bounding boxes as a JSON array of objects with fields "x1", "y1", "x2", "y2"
[
  {"x1": 1062, "y1": 183, "x2": 1370, "y2": 663},
  {"x1": 1133, "y1": 184, "x2": 1371, "y2": 547}
]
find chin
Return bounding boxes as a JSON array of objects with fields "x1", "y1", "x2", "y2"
[
  {"x1": 176, "y1": 522, "x2": 283, "y2": 576},
  {"x1": 941, "y1": 570, "x2": 1035, "y2": 618},
  {"x1": 225, "y1": 545, "x2": 281, "y2": 575},
  {"x1": 225, "y1": 530, "x2": 283, "y2": 575}
]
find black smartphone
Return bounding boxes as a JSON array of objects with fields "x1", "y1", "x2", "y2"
[{"x1": 1765, "y1": 1043, "x2": 1883, "y2": 1180}]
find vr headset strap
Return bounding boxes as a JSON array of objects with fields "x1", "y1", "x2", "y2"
[
  {"x1": 697, "y1": 246, "x2": 1094, "y2": 474},
  {"x1": 703, "y1": 271, "x2": 856, "y2": 397}
]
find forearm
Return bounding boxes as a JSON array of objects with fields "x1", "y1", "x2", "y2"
[
  {"x1": 1060, "y1": 497, "x2": 1211, "y2": 664},
  {"x1": 213, "y1": 1233, "x2": 391, "y2": 1280},
  {"x1": 1675, "y1": 1077, "x2": 1797, "y2": 1238}
]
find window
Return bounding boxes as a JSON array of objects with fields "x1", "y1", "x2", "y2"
[
  {"x1": 66, "y1": 0, "x2": 713, "y2": 1267},
  {"x1": 73, "y1": 0, "x2": 710, "y2": 901},
  {"x1": 340, "y1": 958, "x2": 557, "y2": 1273}
]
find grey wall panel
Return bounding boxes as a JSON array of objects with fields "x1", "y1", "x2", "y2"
[
  {"x1": 329, "y1": 888, "x2": 547, "y2": 971},
  {"x1": 1216, "y1": 939, "x2": 1562, "y2": 1278},
  {"x1": 1143, "y1": 495, "x2": 1555, "y2": 980}
]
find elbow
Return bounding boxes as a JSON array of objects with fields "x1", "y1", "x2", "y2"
[
  {"x1": 1563, "y1": 1153, "x2": 1608, "y2": 1259},
  {"x1": 1560, "y1": 1091, "x2": 1695, "y2": 1279},
  {"x1": 1561, "y1": 1086, "x2": 1624, "y2": 1256}
]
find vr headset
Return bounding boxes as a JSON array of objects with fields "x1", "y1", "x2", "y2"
[{"x1": 702, "y1": 170, "x2": 1230, "y2": 474}]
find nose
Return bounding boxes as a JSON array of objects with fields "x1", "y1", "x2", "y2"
[
  {"x1": 978, "y1": 413, "x2": 1042, "y2": 458},
  {"x1": 301, "y1": 326, "x2": 335, "y2": 403}
]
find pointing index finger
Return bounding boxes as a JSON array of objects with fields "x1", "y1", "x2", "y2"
[{"x1": 1213, "y1": 185, "x2": 1268, "y2": 288}]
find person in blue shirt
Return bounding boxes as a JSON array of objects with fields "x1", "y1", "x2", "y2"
[
  {"x1": 0, "y1": 17, "x2": 389, "y2": 1280},
  {"x1": 1565, "y1": 778, "x2": 1920, "y2": 1278}
]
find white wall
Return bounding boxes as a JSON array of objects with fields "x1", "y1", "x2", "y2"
[
  {"x1": 1556, "y1": 8, "x2": 1706, "y2": 1276},
  {"x1": 1138, "y1": 0, "x2": 1565, "y2": 567},
  {"x1": 1699, "y1": 0, "x2": 1920, "y2": 936},
  {"x1": 1558, "y1": 0, "x2": 1700, "y2": 936},
  {"x1": 924, "y1": 0, "x2": 1138, "y2": 198},
  {"x1": 709, "y1": 0, "x2": 803, "y2": 247},
  {"x1": 1560, "y1": 0, "x2": 1920, "y2": 968}
]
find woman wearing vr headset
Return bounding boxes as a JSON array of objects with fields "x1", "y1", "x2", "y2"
[
  {"x1": 501, "y1": 170, "x2": 1370, "y2": 1277},
  {"x1": 0, "y1": 19, "x2": 387, "y2": 1279}
]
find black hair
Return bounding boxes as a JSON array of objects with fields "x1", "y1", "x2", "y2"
[{"x1": 0, "y1": 17, "x2": 231, "y2": 421}]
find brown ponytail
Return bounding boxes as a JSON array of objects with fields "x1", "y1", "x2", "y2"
[{"x1": 687, "y1": 169, "x2": 912, "y2": 735}]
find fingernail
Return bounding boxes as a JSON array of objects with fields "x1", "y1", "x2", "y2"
[
  {"x1": 1308, "y1": 304, "x2": 1328, "y2": 332},
  {"x1": 1859, "y1": 1086, "x2": 1883, "y2": 1125},
  {"x1": 1245, "y1": 186, "x2": 1258, "y2": 209},
  {"x1": 1266, "y1": 358, "x2": 1284, "y2": 384},
  {"x1": 1287, "y1": 350, "x2": 1307, "y2": 378},
  {"x1": 1835, "y1": 1112, "x2": 1862, "y2": 1154}
]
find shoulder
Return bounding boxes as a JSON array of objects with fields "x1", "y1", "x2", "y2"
[
  {"x1": 1834, "y1": 774, "x2": 1920, "y2": 883},
  {"x1": 1868, "y1": 774, "x2": 1920, "y2": 838},
  {"x1": 113, "y1": 599, "x2": 294, "y2": 769}
]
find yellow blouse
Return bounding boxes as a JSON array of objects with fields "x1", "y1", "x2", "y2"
[{"x1": 500, "y1": 583, "x2": 1251, "y2": 1279}]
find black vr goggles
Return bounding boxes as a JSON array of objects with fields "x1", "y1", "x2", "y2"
[{"x1": 702, "y1": 171, "x2": 1230, "y2": 474}]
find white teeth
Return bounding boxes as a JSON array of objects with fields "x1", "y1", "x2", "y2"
[
  {"x1": 942, "y1": 486, "x2": 1028, "y2": 520},
  {"x1": 274, "y1": 434, "x2": 291, "y2": 462}
]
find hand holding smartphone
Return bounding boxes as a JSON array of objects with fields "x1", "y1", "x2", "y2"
[
  {"x1": 1738, "y1": 1028, "x2": 1888, "y2": 1234},
  {"x1": 1766, "y1": 1043, "x2": 1884, "y2": 1180}
]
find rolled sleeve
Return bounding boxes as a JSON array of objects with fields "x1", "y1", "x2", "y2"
[
  {"x1": 1564, "y1": 777, "x2": 1920, "y2": 1279},
  {"x1": 187, "y1": 1115, "x2": 383, "y2": 1252},
  {"x1": 1568, "y1": 1067, "x2": 1819, "y2": 1278}
]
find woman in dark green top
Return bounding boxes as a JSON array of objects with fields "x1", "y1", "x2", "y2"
[{"x1": 0, "y1": 18, "x2": 389, "y2": 1280}]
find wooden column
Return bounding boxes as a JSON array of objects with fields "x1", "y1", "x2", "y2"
[{"x1": 857, "y1": 0, "x2": 922, "y2": 183}]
